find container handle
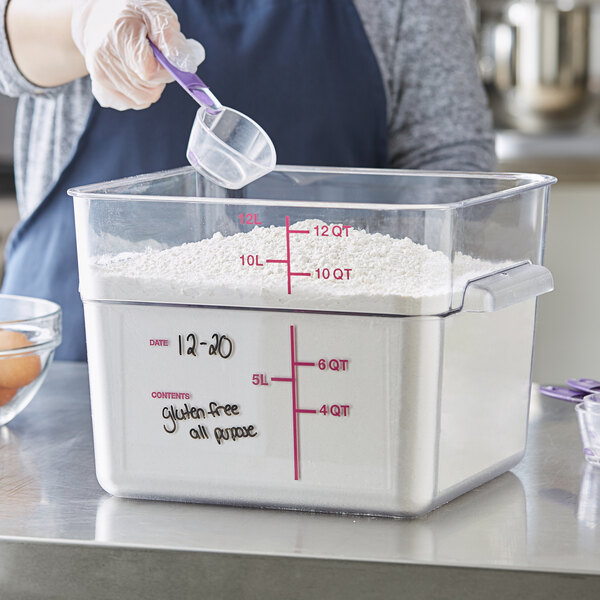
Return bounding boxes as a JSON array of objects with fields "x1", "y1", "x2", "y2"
[{"x1": 461, "y1": 262, "x2": 553, "y2": 313}]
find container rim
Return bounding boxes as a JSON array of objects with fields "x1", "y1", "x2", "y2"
[
  {"x1": 0, "y1": 294, "x2": 62, "y2": 353},
  {"x1": 67, "y1": 165, "x2": 557, "y2": 211},
  {"x1": 0, "y1": 294, "x2": 62, "y2": 324}
]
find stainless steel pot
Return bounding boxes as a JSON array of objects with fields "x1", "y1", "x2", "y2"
[{"x1": 477, "y1": 0, "x2": 599, "y2": 131}]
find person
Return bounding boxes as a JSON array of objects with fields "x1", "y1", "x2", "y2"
[{"x1": 0, "y1": 0, "x2": 495, "y2": 360}]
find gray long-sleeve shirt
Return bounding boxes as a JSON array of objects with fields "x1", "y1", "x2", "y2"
[{"x1": 0, "y1": 0, "x2": 495, "y2": 220}]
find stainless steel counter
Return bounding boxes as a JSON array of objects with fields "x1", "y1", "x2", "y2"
[
  {"x1": 1, "y1": 363, "x2": 599, "y2": 599},
  {"x1": 496, "y1": 128, "x2": 600, "y2": 181}
]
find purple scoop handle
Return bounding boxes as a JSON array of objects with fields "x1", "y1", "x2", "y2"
[
  {"x1": 567, "y1": 378, "x2": 600, "y2": 393},
  {"x1": 539, "y1": 385, "x2": 587, "y2": 403},
  {"x1": 148, "y1": 40, "x2": 222, "y2": 114}
]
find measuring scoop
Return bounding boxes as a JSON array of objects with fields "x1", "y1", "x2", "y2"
[
  {"x1": 149, "y1": 40, "x2": 277, "y2": 189},
  {"x1": 540, "y1": 385, "x2": 600, "y2": 413},
  {"x1": 539, "y1": 385, "x2": 588, "y2": 403},
  {"x1": 567, "y1": 378, "x2": 600, "y2": 394}
]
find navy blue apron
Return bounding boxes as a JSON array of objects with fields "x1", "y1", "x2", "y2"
[{"x1": 2, "y1": 0, "x2": 388, "y2": 360}]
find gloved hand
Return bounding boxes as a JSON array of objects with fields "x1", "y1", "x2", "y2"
[{"x1": 72, "y1": 0, "x2": 205, "y2": 111}]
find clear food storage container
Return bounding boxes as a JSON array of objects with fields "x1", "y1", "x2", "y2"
[{"x1": 69, "y1": 166, "x2": 555, "y2": 517}]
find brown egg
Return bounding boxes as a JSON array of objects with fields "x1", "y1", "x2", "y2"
[
  {"x1": 0, "y1": 387, "x2": 18, "y2": 406},
  {"x1": 0, "y1": 330, "x2": 42, "y2": 389}
]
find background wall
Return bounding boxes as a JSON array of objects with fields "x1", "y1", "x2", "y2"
[
  {"x1": 0, "y1": 94, "x2": 16, "y2": 164},
  {"x1": 1, "y1": 9, "x2": 599, "y2": 385},
  {"x1": 498, "y1": 132, "x2": 600, "y2": 386},
  {"x1": 0, "y1": 94, "x2": 18, "y2": 284},
  {"x1": 534, "y1": 181, "x2": 600, "y2": 384}
]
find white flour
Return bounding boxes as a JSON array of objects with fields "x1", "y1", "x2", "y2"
[{"x1": 90, "y1": 220, "x2": 507, "y2": 314}]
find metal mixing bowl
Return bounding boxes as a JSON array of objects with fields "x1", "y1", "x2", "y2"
[{"x1": 477, "y1": 0, "x2": 599, "y2": 131}]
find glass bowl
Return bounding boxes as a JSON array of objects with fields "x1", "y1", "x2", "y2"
[
  {"x1": 576, "y1": 401, "x2": 600, "y2": 467},
  {"x1": 0, "y1": 294, "x2": 62, "y2": 426}
]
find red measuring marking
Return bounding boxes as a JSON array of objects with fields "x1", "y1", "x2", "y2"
[
  {"x1": 270, "y1": 325, "x2": 316, "y2": 480},
  {"x1": 265, "y1": 216, "x2": 311, "y2": 294},
  {"x1": 290, "y1": 325, "x2": 299, "y2": 479}
]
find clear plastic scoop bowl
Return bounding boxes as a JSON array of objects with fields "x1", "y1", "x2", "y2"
[{"x1": 186, "y1": 106, "x2": 276, "y2": 189}]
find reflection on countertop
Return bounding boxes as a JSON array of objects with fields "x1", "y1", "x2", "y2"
[
  {"x1": 94, "y1": 472, "x2": 528, "y2": 566},
  {"x1": 578, "y1": 464, "x2": 600, "y2": 530}
]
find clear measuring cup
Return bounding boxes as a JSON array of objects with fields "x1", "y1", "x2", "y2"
[{"x1": 150, "y1": 41, "x2": 277, "y2": 189}]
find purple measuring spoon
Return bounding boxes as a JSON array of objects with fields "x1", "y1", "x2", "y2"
[
  {"x1": 539, "y1": 385, "x2": 588, "y2": 403},
  {"x1": 148, "y1": 39, "x2": 222, "y2": 115},
  {"x1": 567, "y1": 378, "x2": 600, "y2": 394}
]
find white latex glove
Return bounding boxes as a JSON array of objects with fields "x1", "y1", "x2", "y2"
[{"x1": 72, "y1": 0, "x2": 205, "y2": 110}]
